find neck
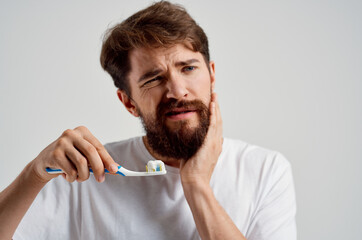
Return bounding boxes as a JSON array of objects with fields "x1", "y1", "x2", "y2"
[{"x1": 142, "y1": 136, "x2": 182, "y2": 168}]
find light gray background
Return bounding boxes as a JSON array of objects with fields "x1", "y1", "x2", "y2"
[{"x1": 1, "y1": 0, "x2": 361, "y2": 239}]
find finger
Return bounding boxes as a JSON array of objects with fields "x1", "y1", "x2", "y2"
[
  {"x1": 75, "y1": 126, "x2": 119, "y2": 173},
  {"x1": 62, "y1": 127, "x2": 105, "y2": 182},
  {"x1": 213, "y1": 93, "x2": 222, "y2": 123},
  {"x1": 50, "y1": 149, "x2": 78, "y2": 182},
  {"x1": 64, "y1": 147, "x2": 90, "y2": 182},
  {"x1": 210, "y1": 93, "x2": 223, "y2": 144},
  {"x1": 209, "y1": 93, "x2": 217, "y2": 127},
  {"x1": 72, "y1": 136, "x2": 105, "y2": 182},
  {"x1": 212, "y1": 91, "x2": 217, "y2": 102},
  {"x1": 61, "y1": 160, "x2": 78, "y2": 183}
]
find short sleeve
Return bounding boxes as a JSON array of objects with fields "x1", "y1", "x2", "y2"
[{"x1": 246, "y1": 152, "x2": 297, "y2": 240}]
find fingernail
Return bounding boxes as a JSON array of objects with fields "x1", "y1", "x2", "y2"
[
  {"x1": 110, "y1": 164, "x2": 118, "y2": 172},
  {"x1": 98, "y1": 174, "x2": 105, "y2": 183}
]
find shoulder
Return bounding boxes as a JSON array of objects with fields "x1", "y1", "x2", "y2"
[
  {"x1": 222, "y1": 138, "x2": 292, "y2": 179},
  {"x1": 220, "y1": 139, "x2": 296, "y2": 239}
]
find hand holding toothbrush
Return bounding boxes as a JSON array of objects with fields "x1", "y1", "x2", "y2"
[{"x1": 30, "y1": 126, "x2": 120, "y2": 183}]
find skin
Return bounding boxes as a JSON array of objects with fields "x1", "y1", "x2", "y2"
[{"x1": 0, "y1": 43, "x2": 246, "y2": 239}]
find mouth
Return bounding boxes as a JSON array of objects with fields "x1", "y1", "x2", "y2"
[
  {"x1": 166, "y1": 108, "x2": 195, "y2": 115},
  {"x1": 165, "y1": 108, "x2": 197, "y2": 120}
]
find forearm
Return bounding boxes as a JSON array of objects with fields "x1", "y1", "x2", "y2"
[
  {"x1": 0, "y1": 162, "x2": 47, "y2": 239},
  {"x1": 183, "y1": 181, "x2": 246, "y2": 240}
]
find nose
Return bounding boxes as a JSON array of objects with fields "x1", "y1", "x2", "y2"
[{"x1": 165, "y1": 74, "x2": 189, "y2": 100}]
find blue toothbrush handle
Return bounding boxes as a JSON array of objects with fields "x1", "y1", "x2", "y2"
[{"x1": 45, "y1": 167, "x2": 125, "y2": 176}]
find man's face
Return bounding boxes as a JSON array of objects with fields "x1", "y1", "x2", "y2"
[{"x1": 122, "y1": 43, "x2": 215, "y2": 160}]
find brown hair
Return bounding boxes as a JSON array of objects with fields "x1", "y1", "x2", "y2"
[{"x1": 100, "y1": 1, "x2": 210, "y2": 97}]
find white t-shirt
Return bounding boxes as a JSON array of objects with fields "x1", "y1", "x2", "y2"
[{"x1": 14, "y1": 137, "x2": 297, "y2": 240}]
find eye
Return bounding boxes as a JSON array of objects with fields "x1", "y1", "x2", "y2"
[
  {"x1": 142, "y1": 76, "x2": 163, "y2": 87},
  {"x1": 182, "y1": 66, "x2": 196, "y2": 72}
]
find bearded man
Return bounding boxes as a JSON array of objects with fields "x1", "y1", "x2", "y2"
[{"x1": 0, "y1": 2, "x2": 297, "y2": 239}]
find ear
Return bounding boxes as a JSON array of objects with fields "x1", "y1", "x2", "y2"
[
  {"x1": 117, "y1": 89, "x2": 140, "y2": 117},
  {"x1": 209, "y1": 61, "x2": 216, "y2": 92}
]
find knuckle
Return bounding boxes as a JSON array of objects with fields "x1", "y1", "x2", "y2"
[
  {"x1": 76, "y1": 156, "x2": 87, "y2": 166},
  {"x1": 66, "y1": 171, "x2": 77, "y2": 182},
  {"x1": 52, "y1": 149, "x2": 63, "y2": 161},
  {"x1": 69, "y1": 169, "x2": 78, "y2": 178},
  {"x1": 103, "y1": 156, "x2": 113, "y2": 165},
  {"x1": 56, "y1": 137, "x2": 68, "y2": 148},
  {"x1": 62, "y1": 129, "x2": 73, "y2": 137},
  {"x1": 74, "y1": 125, "x2": 88, "y2": 133},
  {"x1": 94, "y1": 143, "x2": 104, "y2": 152}
]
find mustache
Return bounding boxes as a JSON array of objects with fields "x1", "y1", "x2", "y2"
[{"x1": 157, "y1": 99, "x2": 208, "y2": 116}]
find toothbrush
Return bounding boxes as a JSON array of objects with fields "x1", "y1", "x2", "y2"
[{"x1": 46, "y1": 160, "x2": 167, "y2": 176}]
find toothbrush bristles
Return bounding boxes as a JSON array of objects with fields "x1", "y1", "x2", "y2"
[{"x1": 145, "y1": 160, "x2": 166, "y2": 173}]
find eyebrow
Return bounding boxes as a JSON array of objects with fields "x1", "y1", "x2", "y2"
[
  {"x1": 138, "y1": 58, "x2": 200, "y2": 83},
  {"x1": 175, "y1": 58, "x2": 200, "y2": 67}
]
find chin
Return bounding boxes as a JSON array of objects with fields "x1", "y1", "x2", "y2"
[{"x1": 166, "y1": 119, "x2": 199, "y2": 132}]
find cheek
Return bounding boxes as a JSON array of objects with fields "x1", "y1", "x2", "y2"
[
  {"x1": 135, "y1": 89, "x2": 163, "y2": 115},
  {"x1": 188, "y1": 73, "x2": 212, "y2": 101}
]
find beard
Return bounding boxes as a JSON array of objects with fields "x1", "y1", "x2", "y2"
[{"x1": 138, "y1": 98, "x2": 210, "y2": 161}]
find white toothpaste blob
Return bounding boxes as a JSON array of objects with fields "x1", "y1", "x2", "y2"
[{"x1": 146, "y1": 160, "x2": 165, "y2": 172}]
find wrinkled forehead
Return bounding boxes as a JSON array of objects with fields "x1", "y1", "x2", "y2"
[
  {"x1": 130, "y1": 43, "x2": 199, "y2": 62},
  {"x1": 128, "y1": 43, "x2": 204, "y2": 78}
]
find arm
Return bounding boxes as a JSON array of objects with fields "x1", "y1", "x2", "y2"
[
  {"x1": 180, "y1": 93, "x2": 247, "y2": 240},
  {"x1": 0, "y1": 126, "x2": 119, "y2": 239},
  {"x1": 182, "y1": 182, "x2": 246, "y2": 240},
  {"x1": 0, "y1": 162, "x2": 46, "y2": 239}
]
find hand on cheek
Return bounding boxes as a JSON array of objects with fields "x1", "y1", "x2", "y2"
[{"x1": 180, "y1": 92, "x2": 223, "y2": 186}]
